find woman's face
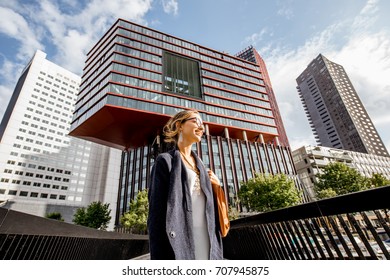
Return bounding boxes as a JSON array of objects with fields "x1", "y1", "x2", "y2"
[{"x1": 180, "y1": 113, "x2": 204, "y2": 144}]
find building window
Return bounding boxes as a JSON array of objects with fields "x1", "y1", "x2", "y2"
[
  {"x1": 20, "y1": 191, "x2": 28, "y2": 197},
  {"x1": 162, "y1": 52, "x2": 202, "y2": 99},
  {"x1": 30, "y1": 192, "x2": 38, "y2": 198}
]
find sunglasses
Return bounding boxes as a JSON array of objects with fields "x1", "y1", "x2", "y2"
[{"x1": 184, "y1": 117, "x2": 204, "y2": 129}]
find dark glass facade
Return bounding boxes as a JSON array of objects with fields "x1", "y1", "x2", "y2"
[
  {"x1": 69, "y1": 19, "x2": 302, "y2": 225},
  {"x1": 163, "y1": 52, "x2": 202, "y2": 98}
]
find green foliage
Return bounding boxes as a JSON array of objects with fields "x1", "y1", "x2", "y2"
[
  {"x1": 315, "y1": 162, "x2": 373, "y2": 199},
  {"x1": 73, "y1": 201, "x2": 111, "y2": 230},
  {"x1": 120, "y1": 189, "x2": 149, "y2": 233},
  {"x1": 315, "y1": 163, "x2": 390, "y2": 199},
  {"x1": 316, "y1": 188, "x2": 338, "y2": 199},
  {"x1": 228, "y1": 205, "x2": 240, "y2": 221},
  {"x1": 45, "y1": 212, "x2": 64, "y2": 221},
  {"x1": 370, "y1": 173, "x2": 390, "y2": 188},
  {"x1": 238, "y1": 173, "x2": 301, "y2": 213}
]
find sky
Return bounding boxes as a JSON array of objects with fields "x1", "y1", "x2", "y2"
[{"x1": 1, "y1": 0, "x2": 390, "y2": 153}]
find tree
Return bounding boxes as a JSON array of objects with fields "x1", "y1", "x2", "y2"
[
  {"x1": 120, "y1": 189, "x2": 149, "y2": 234},
  {"x1": 238, "y1": 173, "x2": 301, "y2": 213},
  {"x1": 45, "y1": 212, "x2": 64, "y2": 221},
  {"x1": 370, "y1": 173, "x2": 390, "y2": 188},
  {"x1": 315, "y1": 162, "x2": 371, "y2": 199},
  {"x1": 316, "y1": 188, "x2": 338, "y2": 199},
  {"x1": 73, "y1": 201, "x2": 111, "y2": 230}
]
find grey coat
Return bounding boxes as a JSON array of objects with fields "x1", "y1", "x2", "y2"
[{"x1": 147, "y1": 148, "x2": 223, "y2": 260}]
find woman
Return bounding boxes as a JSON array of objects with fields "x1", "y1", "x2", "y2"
[{"x1": 147, "y1": 109, "x2": 224, "y2": 260}]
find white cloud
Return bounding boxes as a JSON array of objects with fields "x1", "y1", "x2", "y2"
[
  {"x1": 0, "y1": 0, "x2": 154, "y2": 120},
  {"x1": 277, "y1": 0, "x2": 294, "y2": 20},
  {"x1": 243, "y1": 27, "x2": 270, "y2": 47},
  {"x1": 29, "y1": 0, "x2": 154, "y2": 74},
  {"x1": 0, "y1": 7, "x2": 43, "y2": 61},
  {"x1": 161, "y1": 0, "x2": 178, "y2": 16},
  {"x1": 0, "y1": 0, "x2": 154, "y2": 77}
]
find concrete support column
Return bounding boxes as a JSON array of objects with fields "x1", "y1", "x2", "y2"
[
  {"x1": 242, "y1": 130, "x2": 248, "y2": 141},
  {"x1": 224, "y1": 127, "x2": 230, "y2": 139},
  {"x1": 205, "y1": 124, "x2": 210, "y2": 136},
  {"x1": 259, "y1": 133, "x2": 265, "y2": 144},
  {"x1": 275, "y1": 136, "x2": 280, "y2": 146}
]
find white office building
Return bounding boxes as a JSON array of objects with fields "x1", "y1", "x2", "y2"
[
  {"x1": 0, "y1": 50, "x2": 121, "y2": 229},
  {"x1": 293, "y1": 145, "x2": 390, "y2": 201}
]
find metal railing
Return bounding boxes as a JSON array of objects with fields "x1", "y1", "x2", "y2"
[
  {"x1": 2, "y1": 186, "x2": 389, "y2": 260},
  {"x1": 223, "y1": 185, "x2": 390, "y2": 260},
  {"x1": 0, "y1": 207, "x2": 149, "y2": 260}
]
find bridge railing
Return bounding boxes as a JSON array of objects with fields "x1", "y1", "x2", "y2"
[
  {"x1": 2, "y1": 186, "x2": 390, "y2": 260},
  {"x1": 0, "y1": 207, "x2": 149, "y2": 260},
  {"x1": 223, "y1": 185, "x2": 390, "y2": 260}
]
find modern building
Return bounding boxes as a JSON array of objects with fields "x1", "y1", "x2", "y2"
[
  {"x1": 0, "y1": 50, "x2": 121, "y2": 228},
  {"x1": 296, "y1": 54, "x2": 389, "y2": 157},
  {"x1": 69, "y1": 19, "x2": 302, "y2": 225},
  {"x1": 292, "y1": 145, "x2": 390, "y2": 200}
]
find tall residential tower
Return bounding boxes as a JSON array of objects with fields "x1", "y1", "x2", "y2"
[
  {"x1": 0, "y1": 50, "x2": 121, "y2": 227},
  {"x1": 69, "y1": 19, "x2": 302, "y2": 224},
  {"x1": 296, "y1": 54, "x2": 389, "y2": 157}
]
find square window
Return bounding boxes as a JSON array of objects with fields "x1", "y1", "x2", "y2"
[
  {"x1": 20, "y1": 191, "x2": 28, "y2": 197},
  {"x1": 162, "y1": 52, "x2": 202, "y2": 99},
  {"x1": 30, "y1": 192, "x2": 38, "y2": 198},
  {"x1": 8, "y1": 190, "x2": 17, "y2": 195}
]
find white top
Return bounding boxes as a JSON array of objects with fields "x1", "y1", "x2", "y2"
[{"x1": 186, "y1": 167, "x2": 211, "y2": 260}]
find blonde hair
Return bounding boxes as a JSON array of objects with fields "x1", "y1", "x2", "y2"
[{"x1": 163, "y1": 109, "x2": 199, "y2": 144}]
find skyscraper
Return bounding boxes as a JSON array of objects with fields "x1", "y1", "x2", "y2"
[
  {"x1": 296, "y1": 54, "x2": 389, "y2": 157},
  {"x1": 69, "y1": 19, "x2": 301, "y2": 224},
  {"x1": 0, "y1": 50, "x2": 121, "y2": 227}
]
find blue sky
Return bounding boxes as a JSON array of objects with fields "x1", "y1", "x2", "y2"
[{"x1": 1, "y1": 0, "x2": 390, "y2": 153}]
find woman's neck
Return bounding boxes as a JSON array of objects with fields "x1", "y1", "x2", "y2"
[{"x1": 177, "y1": 142, "x2": 193, "y2": 157}]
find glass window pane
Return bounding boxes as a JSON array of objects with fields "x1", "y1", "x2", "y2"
[{"x1": 163, "y1": 52, "x2": 202, "y2": 99}]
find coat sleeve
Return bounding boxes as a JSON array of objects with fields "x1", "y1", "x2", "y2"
[{"x1": 147, "y1": 154, "x2": 175, "y2": 259}]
